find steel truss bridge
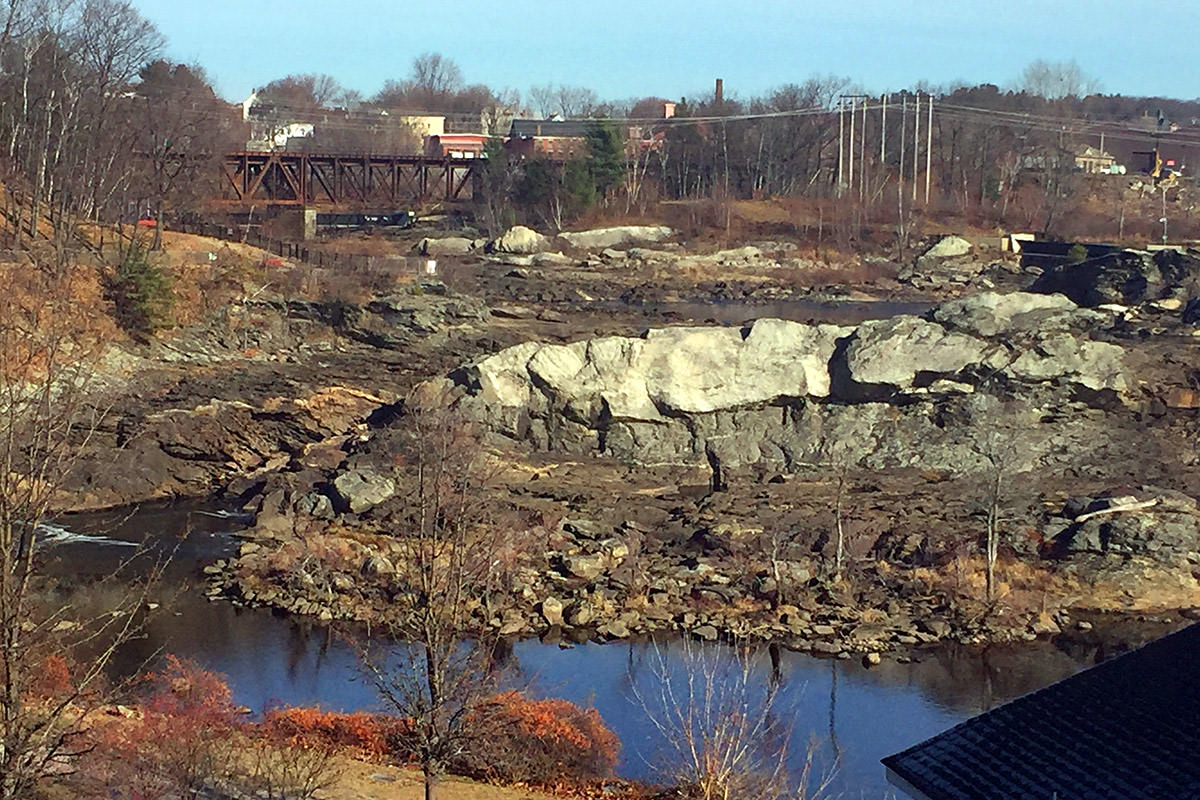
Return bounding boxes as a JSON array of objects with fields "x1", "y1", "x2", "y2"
[{"x1": 221, "y1": 151, "x2": 480, "y2": 206}]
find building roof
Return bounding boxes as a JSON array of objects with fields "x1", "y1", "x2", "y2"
[
  {"x1": 508, "y1": 118, "x2": 600, "y2": 139},
  {"x1": 882, "y1": 622, "x2": 1200, "y2": 800},
  {"x1": 1076, "y1": 145, "x2": 1115, "y2": 160}
]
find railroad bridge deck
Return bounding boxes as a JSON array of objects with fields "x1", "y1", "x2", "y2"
[{"x1": 221, "y1": 151, "x2": 480, "y2": 206}]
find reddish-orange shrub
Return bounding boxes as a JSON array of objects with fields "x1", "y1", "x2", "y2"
[
  {"x1": 258, "y1": 706, "x2": 405, "y2": 759},
  {"x1": 30, "y1": 653, "x2": 73, "y2": 699},
  {"x1": 82, "y1": 656, "x2": 240, "y2": 797},
  {"x1": 142, "y1": 655, "x2": 237, "y2": 728},
  {"x1": 455, "y1": 691, "x2": 620, "y2": 786}
]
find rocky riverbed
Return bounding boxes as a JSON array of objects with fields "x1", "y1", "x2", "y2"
[{"x1": 52, "y1": 225, "x2": 1200, "y2": 660}]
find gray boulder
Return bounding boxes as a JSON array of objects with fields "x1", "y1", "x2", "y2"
[
  {"x1": 932, "y1": 291, "x2": 1093, "y2": 337},
  {"x1": 1005, "y1": 334, "x2": 1128, "y2": 393},
  {"x1": 563, "y1": 553, "x2": 607, "y2": 581},
  {"x1": 491, "y1": 225, "x2": 551, "y2": 254},
  {"x1": 557, "y1": 225, "x2": 674, "y2": 250},
  {"x1": 1048, "y1": 489, "x2": 1200, "y2": 559},
  {"x1": 333, "y1": 469, "x2": 396, "y2": 514},
  {"x1": 901, "y1": 235, "x2": 979, "y2": 285},
  {"x1": 418, "y1": 236, "x2": 476, "y2": 256},
  {"x1": 1030, "y1": 248, "x2": 1200, "y2": 308},
  {"x1": 541, "y1": 596, "x2": 565, "y2": 627},
  {"x1": 840, "y1": 316, "x2": 998, "y2": 394},
  {"x1": 922, "y1": 235, "x2": 973, "y2": 260}
]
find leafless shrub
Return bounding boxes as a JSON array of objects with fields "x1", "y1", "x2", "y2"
[
  {"x1": 632, "y1": 640, "x2": 837, "y2": 800},
  {"x1": 241, "y1": 736, "x2": 340, "y2": 800}
]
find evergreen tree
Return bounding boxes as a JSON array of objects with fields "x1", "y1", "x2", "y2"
[{"x1": 584, "y1": 121, "x2": 625, "y2": 199}]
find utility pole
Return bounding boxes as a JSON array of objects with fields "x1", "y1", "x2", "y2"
[
  {"x1": 925, "y1": 94, "x2": 933, "y2": 205},
  {"x1": 848, "y1": 96, "x2": 856, "y2": 191},
  {"x1": 898, "y1": 94, "x2": 907, "y2": 258},
  {"x1": 837, "y1": 98, "x2": 844, "y2": 197},
  {"x1": 899, "y1": 95, "x2": 906, "y2": 191},
  {"x1": 880, "y1": 93, "x2": 888, "y2": 168},
  {"x1": 860, "y1": 97, "x2": 868, "y2": 203},
  {"x1": 912, "y1": 92, "x2": 920, "y2": 203}
]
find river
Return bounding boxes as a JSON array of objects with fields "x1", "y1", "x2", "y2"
[{"x1": 42, "y1": 500, "x2": 1110, "y2": 798}]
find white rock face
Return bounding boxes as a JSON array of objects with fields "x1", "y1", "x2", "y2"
[
  {"x1": 468, "y1": 319, "x2": 855, "y2": 423},
  {"x1": 531, "y1": 251, "x2": 574, "y2": 267},
  {"x1": 1006, "y1": 334, "x2": 1129, "y2": 393},
  {"x1": 740, "y1": 319, "x2": 851, "y2": 399},
  {"x1": 844, "y1": 316, "x2": 998, "y2": 389},
  {"x1": 557, "y1": 225, "x2": 674, "y2": 250},
  {"x1": 333, "y1": 469, "x2": 395, "y2": 514},
  {"x1": 492, "y1": 225, "x2": 551, "y2": 254},
  {"x1": 639, "y1": 327, "x2": 747, "y2": 413},
  {"x1": 461, "y1": 296, "x2": 1134, "y2": 467},
  {"x1": 473, "y1": 341, "x2": 543, "y2": 407}
]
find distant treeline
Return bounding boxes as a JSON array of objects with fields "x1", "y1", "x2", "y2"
[{"x1": 0, "y1": 2, "x2": 1193, "y2": 253}]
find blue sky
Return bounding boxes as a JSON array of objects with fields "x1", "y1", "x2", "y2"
[{"x1": 137, "y1": 0, "x2": 1200, "y2": 105}]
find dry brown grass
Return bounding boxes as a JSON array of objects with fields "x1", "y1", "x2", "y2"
[{"x1": 0, "y1": 264, "x2": 124, "y2": 378}]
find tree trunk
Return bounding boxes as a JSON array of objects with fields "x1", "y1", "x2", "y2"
[
  {"x1": 985, "y1": 467, "x2": 1002, "y2": 601},
  {"x1": 834, "y1": 466, "x2": 847, "y2": 577}
]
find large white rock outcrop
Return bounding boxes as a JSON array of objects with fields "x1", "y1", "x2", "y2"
[
  {"x1": 468, "y1": 318, "x2": 853, "y2": 425},
  {"x1": 922, "y1": 235, "x2": 972, "y2": 260},
  {"x1": 456, "y1": 292, "x2": 1134, "y2": 469}
]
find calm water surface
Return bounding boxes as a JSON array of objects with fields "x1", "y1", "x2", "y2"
[{"x1": 45, "y1": 501, "x2": 1098, "y2": 797}]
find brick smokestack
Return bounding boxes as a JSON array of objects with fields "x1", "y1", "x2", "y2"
[{"x1": 715, "y1": 78, "x2": 724, "y2": 105}]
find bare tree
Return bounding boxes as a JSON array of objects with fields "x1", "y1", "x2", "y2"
[
  {"x1": 527, "y1": 83, "x2": 597, "y2": 117},
  {"x1": 969, "y1": 425, "x2": 1022, "y2": 603},
  {"x1": 527, "y1": 84, "x2": 557, "y2": 118},
  {"x1": 0, "y1": 0, "x2": 166, "y2": 257},
  {"x1": 0, "y1": 264, "x2": 156, "y2": 800},
  {"x1": 359, "y1": 386, "x2": 524, "y2": 800},
  {"x1": 1018, "y1": 59, "x2": 1099, "y2": 100},
  {"x1": 258, "y1": 73, "x2": 344, "y2": 109},
  {"x1": 555, "y1": 84, "x2": 597, "y2": 117},
  {"x1": 128, "y1": 61, "x2": 238, "y2": 249},
  {"x1": 833, "y1": 462, "x2": 849, "y2": 578},
  {"x1": 409, "y1": 52, "x2": 463, "y2": 102}
]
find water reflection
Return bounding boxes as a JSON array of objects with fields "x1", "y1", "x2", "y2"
[
  {"x1": 120, "y1": 594, "x2": 1086, "y2": 796},
  {"x1": 42, "y1": 501, "x2": 1099, "y2": 797}
]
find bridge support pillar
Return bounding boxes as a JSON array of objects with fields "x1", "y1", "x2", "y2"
[{"x1": 277, "y1": 208, "x2": 318, "y2": 240}]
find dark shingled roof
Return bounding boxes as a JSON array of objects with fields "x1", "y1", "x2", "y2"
[
  {"x1": 508, "y1": 118, "x2": 599, "y2": 138},
  {"x1": 882, "y1": 623, "x2": 1200, "y2": 800}
]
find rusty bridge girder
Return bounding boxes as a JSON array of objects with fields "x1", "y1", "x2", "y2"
[{"x1": 221, "y1": 151, "x2": 480, "y2": 206}]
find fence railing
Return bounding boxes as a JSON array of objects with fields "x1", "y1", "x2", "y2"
[{"x1": 174, "y1": 219, "x2": 383, "y2": 270}]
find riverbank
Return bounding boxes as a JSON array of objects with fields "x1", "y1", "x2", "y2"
[
  {"x1": 42, "y1": 490, "x2": 1197, "y2": 797},
  {"x1": 30, "y1": 223, "x2": 1200, "y2": 662}
]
